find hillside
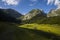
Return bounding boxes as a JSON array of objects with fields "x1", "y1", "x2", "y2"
[
  {"x1": 0, "y1": 21, "x2": 60, "y2": 40},
  {"x1": 0, "y1": 8, "x2": 60, "y2": 40},
  {"x1": 21, "y1": 9, "x2": 46, "y2": 20},
  {"x1": 22, "y1": 9, "x2": 60, "y2": 24},
  {"x1": 40, "y1": 16, "x2": 60, "y2": 24},
  {"x1": 0, "y1": 9, "x2": 22, "y2": 23},
  {"x1": 40, "y1": 9, "x2": 60, "y2": 24},
  {"x1": 21, "y1": 9, "x2": 46, "y2": 24},
  {"x1": 0, "y1": 9, "x2": 22, "y2": 18},
  {"x1": 47, "y1": 9, "x2": 60, "y2": 17}
]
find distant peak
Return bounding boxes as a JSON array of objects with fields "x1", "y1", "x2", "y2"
[{"x1": 31, "y1": 9, "x2": 43, "y2": 11}]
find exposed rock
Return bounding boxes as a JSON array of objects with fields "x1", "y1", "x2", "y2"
[
  {"x1": 21, "y1": 9, "x2": 46, "y2": 20},
  {"x1": 47, "y1": 9, "x2": 60, "y2": 17}
]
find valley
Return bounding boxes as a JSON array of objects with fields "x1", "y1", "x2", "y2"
[{"x1": 0, "y1": 8, "x2": 60, "y2": 40}]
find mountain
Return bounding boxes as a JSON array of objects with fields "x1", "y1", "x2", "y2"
[
  {"x1": 21, "y1": 9, "x2": 60, "y2": 24},
  {"x1": 21, "y1": 9, "x2": 46, "y2": 23},
  {"x1": 21, "y1": 9, "x2": 46, "y2": 21},
  {"x1": 0, "y1": 9, "x2": 60, "y2": 40},
  {"x1": 47, "y1": 9, "x2": 60, "y2": 17},
  {"x1": 40, "y1": 9, "x2": 60, "y2": 24},
  {"x1": 0, "y1": 9, "x2": 22, "y2": 23},
  {"x1": 0, "y1": 9, "x2": 22, "y2": 18},
  {"x1": 1, "y1": 21, "x2": 59, "y2": 40}
]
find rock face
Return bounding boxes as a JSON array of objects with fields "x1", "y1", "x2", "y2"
[
  {"x1": 47, "y1": 9, "x2": 60, "y2": 17},
  {"x1": 40, "y1": 9, "x2": 60, "y2": 24},
  {"x1": 21, "y1": 9, "x2": 46, "y2": 20}
]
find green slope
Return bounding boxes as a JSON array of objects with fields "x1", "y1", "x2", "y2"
[
  {"x1": 0, "y1": 21, "x2": 60, "y2": 40},
  {"x1": 40, "y1": 16, "x2": 60, "y2": 24},
  {"x1": 20, "y1": 24, "x2": 60, "y2": 36},
  {"x1": 0, "y1": 9, "x2": 60, "y2": 40},
  {"x1": 24, "y1": 16, "x2": 60, "y2": 24},
  {"x1": 19, "y1": 23, "x2": 60, "y2": 40}
]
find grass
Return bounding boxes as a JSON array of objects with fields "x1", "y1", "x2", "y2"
[
  {"x1": 0, "y1": 21, "x2": 60, "y2": 40},
  {"x1": 19, "y1": 23, "x2": 60, "y2": 36},
  {"x1": 0, "y1": 22, "x2": 53, "y2": 40}
]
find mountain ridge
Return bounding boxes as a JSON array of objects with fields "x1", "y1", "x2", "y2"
[
  {"x1": 0, "y1": 9, "x2": 22, "y2": 18},
  {"x1": 0, "y1": 8, "x2": 60, "y2": 40},
  {"x1": 0, "y1": 8, "x2": 60, "y2": 24},
  {"x1": 20, "y1": 9, "x2": 46, "y2": 21},
  {"x1": 0, "y1": 8, "x2": 22, "y2": 23}
]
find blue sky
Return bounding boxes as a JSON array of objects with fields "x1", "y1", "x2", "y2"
[{"x1": 0, "y1": 0, "x2": 59, "y2": 15}]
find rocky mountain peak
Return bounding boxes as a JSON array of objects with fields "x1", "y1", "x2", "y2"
[
  {"x1": 21, "y1": 9, "x2": 46, "y2": 20},
  {"x1": 47, "y1": 9, "x2": 60, "y2": 17}
]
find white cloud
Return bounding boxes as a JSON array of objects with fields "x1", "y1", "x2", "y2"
[
  {"x1": 29, "y1": 0, "x2": 38, "y2": 6},
  {"x1": 30, "y1": 0, "x2": 38, "y2": 2},
  {"x1": 29, "y1": 4, "x2": 34, "y2": 6},
  {"x1": 29, "y1": 3, "x2": 37, "y2": 6},
  {"x1": 2, "y1": 0, "x2": 20, "y2": 5},
  {"x1": 47, "y1": 0, "x2": 54, "y2": 5},
  {"x1": 29, "y1": 3, "x2": 36, "y2": 6},
  {"x1": 0, "y1": 7, "x2": 3, "y2": 8},
  {"x1": 55, "y1": 0, "x2": 60, "y2": 9},
  {"x1": 47, "y1": 0, "x2": 60, "y2": 9}
]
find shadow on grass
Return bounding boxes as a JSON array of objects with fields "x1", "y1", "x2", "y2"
[
  {"x1": 0, "y1": 21, "x2": 60, "y2": 40},
  {"x1": 18, "y1": 27, "x2": 60, "y2": 40}
]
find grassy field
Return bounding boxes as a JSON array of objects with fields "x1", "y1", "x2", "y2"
[
  {"x1": 19, "y1": 24, "x2": 60, "y2": 36},
  {"x1": 0, "y1": 21, "x2": 60, "y2": 40},
  {"x1": 0, "y1": 22, "x2": 51, "y2": 40}
]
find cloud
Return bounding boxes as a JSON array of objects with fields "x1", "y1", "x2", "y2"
[
  {"x1": 29, "y1": 0, "x2": 38, "y2": 6},
  {"x1": 29, "y1": 4, "x2": 34, "y2": 6},
  {"x1": 2, "y1": 0, "x2": 20, "y2": 5},
  {"x1": 0, "y1": 7, "x2": 3, "y2": 8},
  {"x1": 29, "y1": 3, "x2": 36, "y2": 6},
  {"x1": 47, "y1": 0, "x2": 60, "y2": 9},
  {"x1": 30, "y1": 0, "x2": 38, "y2": 2},
  {"x1": 54, "y1": 0, "x2": 60, "y2": 9},
  {"x1": 47, "y1": 0, "x2": 54, "y2": 5}
]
